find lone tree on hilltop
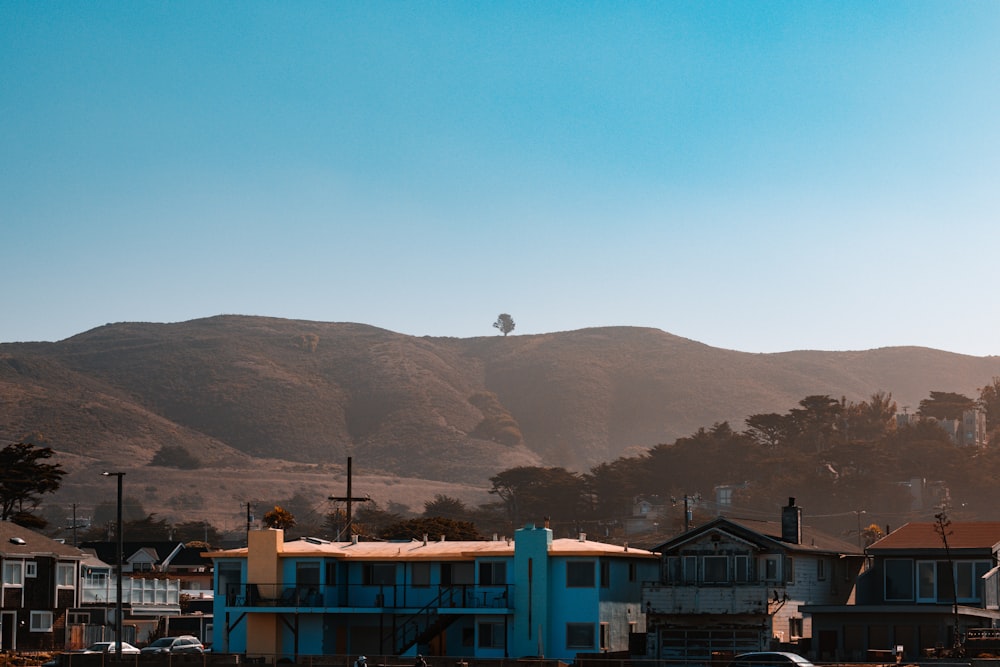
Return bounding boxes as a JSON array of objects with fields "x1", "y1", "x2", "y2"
[
  {"x1": 0, "y1": 442, "x2": 66, "y2": 525},
  {"x1": 493, "y1": 313, "x2": 515, "y2": 336}
]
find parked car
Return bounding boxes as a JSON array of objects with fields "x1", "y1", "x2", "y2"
[
  {"x1": 727, "y1": 652, "x2": 815, "y2": 667},
  {"x1": 80, "y1": 641, "x2": 141, "y2": 655},
  {"x1": 140, "y1": 636, "x2": 205, "y2": 655}
]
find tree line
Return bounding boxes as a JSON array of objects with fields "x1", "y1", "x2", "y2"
[{"x1": 6, "y1": 378, "x2": 999, "y2": 544}]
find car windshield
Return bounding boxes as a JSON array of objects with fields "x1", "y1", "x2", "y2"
[
  {"x1": 85, "y1": 644, "x2": 109, "y2": 651},
  {"x1": 149, "y1": 638, "x2": 174, "y2": 647}
]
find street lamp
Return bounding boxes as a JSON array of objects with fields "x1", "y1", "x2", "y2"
[{"x1": 102, "y1": 472, "x2": 125, "y2": 661}]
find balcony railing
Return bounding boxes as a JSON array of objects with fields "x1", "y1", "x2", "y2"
[
  {"x1": 224, "y1": 583, "x2": 513, "y2": 611},
  {"x1": 643, "y1": 582, "x2": 782, "y2": 615}
]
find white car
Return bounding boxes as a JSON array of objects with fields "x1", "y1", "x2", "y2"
[
  {"x1": 79, "y1": 642, "x2": 141, "y2": 655},
  {"x1": 727, "y1": 652, "x2": 815, "y2": 667}
]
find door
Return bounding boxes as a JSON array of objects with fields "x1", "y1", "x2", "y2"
[{"x1": 1, "y1": 611, "x2": 16, "y2": 650}]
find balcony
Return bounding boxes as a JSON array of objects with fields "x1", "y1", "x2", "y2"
[
  {"x1": 223, "y1": 583, "x2": 513, "y2": 612},
  {"x1": 644, "y1": 582, "x2": 781, "y2": 615}
]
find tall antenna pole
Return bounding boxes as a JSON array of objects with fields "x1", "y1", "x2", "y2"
[{"x1": 329, "y1": 457, "x2": 371, "y2": 541}]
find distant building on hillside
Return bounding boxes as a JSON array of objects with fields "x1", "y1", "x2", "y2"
[{"x1": 896, "y1": 409, "x2": 987, "y2": 448}]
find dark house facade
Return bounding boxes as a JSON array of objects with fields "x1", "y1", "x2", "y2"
[
  {"x1": 804, "y1": 521, "x2": 1000, "y2": 661},
  {"x1": 1, "y1": 521, "x2": 85, "y2": 650}
]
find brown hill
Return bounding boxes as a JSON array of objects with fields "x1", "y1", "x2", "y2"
[{"x1": 2, "y1": 315, "x2": 999, "y2": 525}]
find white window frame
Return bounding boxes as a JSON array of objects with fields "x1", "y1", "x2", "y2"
[
  {"x1": 57, "y1": 563, "x2": 76, "y2": 588},
  {"x1": 25, "y1": 561, "x2": 37, "y2": 578},
  {"x1": 30, "y1": 611, "x2": 54, "y2": 632},
  {"x1": 3, "y1": 561, "x2": 24, "y2": 586}
]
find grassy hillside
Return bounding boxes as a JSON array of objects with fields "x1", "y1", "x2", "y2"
[{"x1": 2, "y1": 315, "x2": 999, "y2": 528}]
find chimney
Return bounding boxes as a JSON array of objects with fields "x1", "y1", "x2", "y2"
[
  {"x1": 423, "y1": 534, "x2": 428, "y2": 546},
  {"x1": 781, "y1": 497, "x2": 801, "y2": 544},
  {"x1": 579, "y1": 533, "x2": 586, "y2": 542},
  {"x1": 351, "y1": 534, "x2": 359, "y2": 545}
]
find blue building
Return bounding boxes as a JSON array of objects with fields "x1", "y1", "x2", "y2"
[{"x1": 209, "y1": 525, "x2": 657, "y2": 661}]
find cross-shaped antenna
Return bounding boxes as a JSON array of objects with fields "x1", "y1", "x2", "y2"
[{"x1": 328, "y1": 457, "x2": 371, "y2": 541}]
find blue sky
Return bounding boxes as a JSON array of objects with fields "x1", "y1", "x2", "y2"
[{"x1": 3, "y1": 2, "x2": 999, "y2": 355}]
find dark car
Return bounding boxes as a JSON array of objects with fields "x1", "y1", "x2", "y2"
[
  {"x1": 140, "y1": 636, "x2": 205, "y2": 655},
  {"x1": 727, "y1": 652, "x2": 815, "y2": 667}
]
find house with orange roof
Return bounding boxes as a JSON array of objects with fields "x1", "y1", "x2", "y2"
[
  {"x1": 208, "y1": 523, "x2": 658, "y2": 661},
  {"x1": 803, "y1": 520, "x2": 1000, "y2": 661}
]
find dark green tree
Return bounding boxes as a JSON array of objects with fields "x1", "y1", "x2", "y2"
[
  {"x1": 978, "y1": 378, "x2": 1000, "y2": 436},
  {"x1": 149, "y1": 445, "x2": 201, "y2": 469},
  {"x1": 354, "y1": 501, "x2": 403, "y2": 537},
  {"x1": 918, "y1": 391, "x2": 976, "y2": 420},
  {"x1": 172, "y1": 520, "x2": 221, "y2": 545},
  {"x1": 0, "y1": 442, "x2": 66, "y2": 523},
  {"x1": 379, "y1": 516, "x2": 483, "y2": 541},
  {"x1": 744, "y1": 413, "x2": 789, "y2": 448},
  {"x1": 843, "y1": 391, "x2": 897, "y2": 442},
  {"x1": 492, "y1": 313, "x2": 515, "y2": 336},
  {"x1": 423, "y1": 494, "x2": 470, "y2": 520},
  {"x1": 489, "y1": 466, "x2": 587, "y2": 526},
  {"x1": 123, "y1": 514, "x2": 171, "y2": 540}
]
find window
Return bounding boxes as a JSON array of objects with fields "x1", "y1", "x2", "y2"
[
  {"x1": 763, "y1": 557, "x2": 779, "y2": 582},
  {"x1": 703, "y1": 556, "x2": 728, "y2": 583},
  {"x1": 600, "y1": 623, "x2": 609, "y2": 650},
  {"x1": 917, "y1": 561, "x2": 936, "y2": 601},
  {"x1": 885, "y1": 559, "x2": 914, "y2": 601},
  {"x1": 30, "y1": 611, "x2": 53, "y2": 632},
  {"x1": 600, "y1": 560, "x2": 610, "y2": 588},
  {"x1": 478, "y1": 621, "x2": 505, "y2": 648},
  {"x1": 567, "y1": 561, "x2": 596, "y2": 587},
  {"x1": 683, "y1": 555, "x2": 698, "y2": 583},
  {"x1": 217, "y1": 562, "x2": 242, "y2": 598},
  {"x1": 57, "y1": 563, "x2": 75, "y2": 587},
  {"x1": 25, "y1": 561, "x2": 37, "y2": 578},
  {"x1": 3, "y1": 561, "x2": 23, "y2": 586},
  {"x1": 789, "y1": 618, "x2": 804, "y2": 638},
  {"x1": 734, "y1": 555, "x2": 749, "y2": 583},
  {"x1": 325, "y1": 560, "x2": 337, "y2": 586},
  {"x1": 296, "y1": 562, "x2": 320, "y2": 587},
  {"x1": 68, "y1": 612, "x2": 91, "y2": 625},
  {"x1": 480, "y1": 561, "x2": 507, "y2": 586},
  {"x1": 442, "y1": 562, "x2": 474, "y2": 585},
  {"x1": 784, "y1": 556, "x2": 795, "y2": 584},
  {"x1": 412, "y1": 562, "x2": 431, "y2": 587},
  {"x1": 664, "y1": 557, "x2": 681, "y2": 583},
  {"x1": 817, "y1": 559, "x2": 827, "y2": 581},
  {"x1": 566, "y1": 623, "x2": 595, "y2": 649},
  {"x1": 363, "y1": 563, "x2": 396, "y2": 586},
  {"x1": 628, "y1": 561, "x2": 637, "y2": 582}
]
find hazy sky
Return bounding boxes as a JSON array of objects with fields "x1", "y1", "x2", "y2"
[{"x1": 4, "y1": 2, "x2": 999, "y2": 355}]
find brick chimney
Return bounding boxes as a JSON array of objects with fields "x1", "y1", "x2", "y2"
[{"x1": 781, "y1": 497, "x2": 801, "y2": 544}]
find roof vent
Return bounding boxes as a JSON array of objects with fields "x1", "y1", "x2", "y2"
[
  {"x1": 9, "y1": 537, "x2": 26, "y2": 545},
  {"x1": 579, "y1": 533, "x2": 586, "y2": 542}
]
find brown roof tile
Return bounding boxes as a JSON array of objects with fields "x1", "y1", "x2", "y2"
[{"x1": 870, "y1": 522, "x2": 1000, "y2": 551}]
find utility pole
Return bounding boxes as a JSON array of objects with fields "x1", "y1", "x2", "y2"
[
  {"x1": 328, "y1": 457, "x2": 371, "y2": 541},
  {"x1": 242, "y1": 501, "x2": 255, "y2": 545}
]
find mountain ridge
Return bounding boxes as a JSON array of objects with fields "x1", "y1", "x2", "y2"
[{"x1": 3, "y1": 315, "x2": 999, "y2": 525}]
